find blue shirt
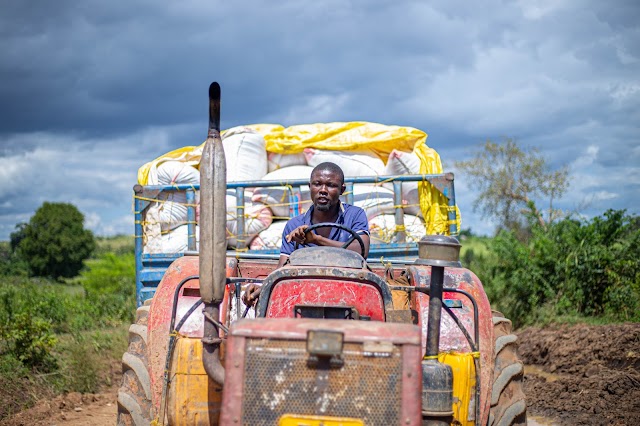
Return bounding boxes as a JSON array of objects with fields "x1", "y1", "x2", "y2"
[{"x1": 280, "y1": 202, "x2": 370, "y2": 256}]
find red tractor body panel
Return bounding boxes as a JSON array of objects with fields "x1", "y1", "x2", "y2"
[{"x1": 266, "y1": 279, "x2": 386, "y2": 320}]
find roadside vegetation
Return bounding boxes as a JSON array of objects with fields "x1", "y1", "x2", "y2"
[
  {"x1": 0, "y1": 214, "x2": 135, "y2": 419},
  {"x1": 456, "y1": 138, "x2": 639, "y2": 327},
  {"x1": 461, "y1": 209, "x2": 640, "y2": 327}
]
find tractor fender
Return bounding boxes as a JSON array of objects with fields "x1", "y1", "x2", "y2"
[
  {"x1": 407, "y1": 265, "x2": 494, "y2": 426},
  {"x1": 146, "y1": 255, "x2": 237, "y2": 414}
]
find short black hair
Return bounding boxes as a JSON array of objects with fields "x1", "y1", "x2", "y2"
[{"x1": 310, "y1": 162, "x2": 345, "y2": 185}]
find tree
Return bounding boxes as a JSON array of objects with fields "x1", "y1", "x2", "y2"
[
  {"x1": 17, "y1": 202, "x2": 96, "y2": 279},
  {"x1": 10, "y1": 223, "x2": 28, "y2": 251},
  {"x1": 454, "y1": 139, "x2": 569, "y2": 232}
]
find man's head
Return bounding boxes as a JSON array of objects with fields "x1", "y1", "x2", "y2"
[{"x1": 309, "y1": 162, "x2": 345, "y2": 212}]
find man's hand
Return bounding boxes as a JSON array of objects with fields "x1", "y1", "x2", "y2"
[
  {"x1": 285, "y1": 225, "x2": 317, "y2": 245},
  {"x1": 242, "y1": 283, "x2": 262, "y2": 307}
]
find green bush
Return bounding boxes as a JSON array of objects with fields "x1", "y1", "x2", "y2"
[
  {"x1": 79, "y1": 252, "x2": 136, "y2": 324},
  {"x1": 478, "y1": 210, "x2": 640, "y2": 326},
  {"x1": 17, "y1": 202, "x2": 95, "y2": 279},
  {"x1": 0, "y1": 250, "x2": 135, "y2": 375},
  {"x1": 0, "y1": 242, "x2": 28, "y2": 277}
]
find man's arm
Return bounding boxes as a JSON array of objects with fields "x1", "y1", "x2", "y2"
[
  {"x1": 276, "y1": 254, "x2": 288, "y2": 268},
  {"x1": 288, "y1": 225, "x2": 370, "y2": 257}
]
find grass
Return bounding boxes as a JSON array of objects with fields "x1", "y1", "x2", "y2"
[
  {"x1": 52, "y1": 325, "x2": 129, "y2": 393},
  {"x1": 459, "y1": 234, "x2": 491, "y2": 268},
  {"x1": 0, "y1": 239, "x2": 135, "y2": 421},
  {"x1": 95, "y1": 234, "x2": 134, "y2": 256},
  {"x1": 0, "y1": 325, "x2": 129, "y2": 419}
]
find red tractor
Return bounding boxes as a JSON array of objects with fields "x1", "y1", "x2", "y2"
[{"x1": 117, "y1": 83, "x2": 526, "y2": 425}]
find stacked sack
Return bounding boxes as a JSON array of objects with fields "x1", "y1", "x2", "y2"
[
  {"x1": 143, "y1": 161, "x2": 200, "y2": 254},
  {"x1": 143, "y1": 133, "x2": 428, "y2": 253},
  {"x1": 250, "y1": 148, "x2": 427, "y2": 251}
]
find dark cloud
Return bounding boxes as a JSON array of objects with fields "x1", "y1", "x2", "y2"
[{"x1": 0, "y1": 0, "x2": 638, "y2": 239}]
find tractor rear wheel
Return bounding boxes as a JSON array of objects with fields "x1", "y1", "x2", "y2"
[
  {"x1": 488, "y1": 311, "x2": 526, "y2": 426},
  {"x1": 117, "y1": 302, "x2": 153, "y2": 425}
]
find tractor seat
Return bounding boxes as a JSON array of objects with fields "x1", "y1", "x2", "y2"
[{"x1": 289, "y1": 246, "x2": 366, "y2": 269}]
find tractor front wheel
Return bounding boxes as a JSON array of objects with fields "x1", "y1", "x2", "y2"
[
  {"x1": 117, "y1": 303, "x2": 154, "y2": 425},
  {"x1": 488, "y1": 311, "x2": 527, "y2": 426}
]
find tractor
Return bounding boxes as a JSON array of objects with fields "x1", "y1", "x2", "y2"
[{"x1": 117, "y1": 82, "x2": 526, "y2": 425}]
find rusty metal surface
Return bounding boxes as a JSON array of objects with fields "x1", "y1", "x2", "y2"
[
  {"x1": 256, "y1": 266, "x2": 395, "y2": 317},
  {"x1": 242, "y1": 339, "x2": 402, "y2": 425},
  {"x1": 237, "y1": 259, "x2": 278, "y2": 279},
  {"x1": 401, "y1": 344, "x2": 423, "y2": 425},
  {"x1": 146, "y1": 255, "x2": 237, "y2": 413},
  {"x1": 222, "y1": 318, "x2": 422, "y2": 426},
  {"x1": 266, "y1": 279, "x2": 386, "y2": 320},
  {"x1": 219, "y1": 322, "x2": 247, "y2": 426},
  {"x1": 289, "y1": 246, "x2": 366, "y2": 268},
  {"x1": 407, "y1": 265, "x2": 494, "y2": 426},
  {"x1": 230, "y1": 318, "x2": 422, "y2": 345}
]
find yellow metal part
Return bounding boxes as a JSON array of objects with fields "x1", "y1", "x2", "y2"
[
  {"x1": 167, "y1": 337, "x2": 222, "y2": 425},
  {"x1": 439, "y1": 352, "x2": 477, "y2": 426},
  {"x1": 279, "y1": 414, "x2": 364, "y2": 426}
]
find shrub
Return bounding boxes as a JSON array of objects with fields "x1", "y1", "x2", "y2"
[
  {"x1": 79, "y1": 252, "x2": 136, "y2": 324},
  {"x1": 17, "y1": 202, "x2": 95, "y2": 279},
  {"x1": 478, "y1": 210, "x2": 640, "y2": 326}
]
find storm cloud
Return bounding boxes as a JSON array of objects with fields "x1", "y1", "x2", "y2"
[{"x1": 1, "y1": 0, "x2": 638, "y2": 238}]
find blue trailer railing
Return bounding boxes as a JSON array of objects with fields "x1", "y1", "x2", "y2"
[{"x1": 133, "y1": 173, "x2": 457, "y2": 306}]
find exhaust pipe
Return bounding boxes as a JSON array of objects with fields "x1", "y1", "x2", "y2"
[
  {"x1": 415, "y1": 235, "x2": 461, "y2": 425},
  {"x1": 200, "y1": 82, "x2": 227, "y2": 385}
]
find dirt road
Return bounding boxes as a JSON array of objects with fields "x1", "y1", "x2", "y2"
[
  {"x1": 1, "y1": 390, "x2": 117, "y2": 426},
  {"x1": 2, "y1": 323, "x2": 638, "y2": 426},
  {"x1": 519, "y1": 323, "x2": 640, "y2": 425}
]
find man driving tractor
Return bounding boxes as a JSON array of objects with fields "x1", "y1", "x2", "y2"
[{"x1": 243, "y1": 161, "x2": 370, "y2": 306}]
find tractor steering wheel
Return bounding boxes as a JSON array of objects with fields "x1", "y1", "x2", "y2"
[{"x1": 295, "y1": 222, "x2": 366, "y2": 258}]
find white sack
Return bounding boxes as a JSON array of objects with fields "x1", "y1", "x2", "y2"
[
  {"x1": 222, "y1": 126, "x2": 268, "y2": 181},
  {"x1": 146, "y1": 161, "x2": 200, "y2": 231},
  {"x1": 349, "y1": 184, "x2": 396, "y2": 219},
  {"x1": 156, "y1": 191, "x2": 200, "y2": 232},
  {"x1": 369, "y1": 214, "x2": 426, "y2": 244},
  {"x1": 143, "y1": 204, "x2": 163, "y2": 254},
  {"x1": 267, "y1": 152, "x2": 307, "y2": 172},
  {"x1": 153, "y1": 161, "x2": 200, "y2": 185},
  {"x1": 226, "y1": 193, "x2": 273, "y2": 248},
  {"x1": 384, "y1": 149, "x2": 422, "y2": 216},
  {"x1": 144, "y1": 224, "x2": 200, "y2": 254},
  {"x1": 249, "y1": 220, "x2": 288, "y2": 250},
  {"x1": 252, "y1": 166, "x2": 313, "y2": 219},
  {"x1": 304, "y1": 148, "x2": 385, "y2": 177}
]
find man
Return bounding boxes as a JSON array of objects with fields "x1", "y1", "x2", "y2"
[{"x1": 243, "y1": 161, "x2": 370, "y2": 306}]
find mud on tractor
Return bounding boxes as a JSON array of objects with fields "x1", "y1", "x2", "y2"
[{"x1": 117, "y1": 83, "x2": 526, "y2": 425}]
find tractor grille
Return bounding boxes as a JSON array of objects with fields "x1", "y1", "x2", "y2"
[{"x1": 241, "y1": 338, "x2": 403, "y2": 425}]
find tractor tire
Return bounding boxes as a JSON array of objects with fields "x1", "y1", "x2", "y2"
[
  {"x1": 117, "y1": 302, "x2": 154, "y2": 426},
  {"x1": 488, "y1": 311, "x2": 527, "y2": 426}
]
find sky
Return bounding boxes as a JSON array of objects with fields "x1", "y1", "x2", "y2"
[{"x1": 1, "y1": 0, "x2": 639, "y2": 240}]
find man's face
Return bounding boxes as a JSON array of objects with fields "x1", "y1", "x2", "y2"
[{"x1": 309, "y1": 169, "x2": 345, "y2": 212}]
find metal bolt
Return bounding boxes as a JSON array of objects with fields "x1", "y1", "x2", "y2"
[{"x1": 405, "y1": 418, "x2": 411, "y2": 424}]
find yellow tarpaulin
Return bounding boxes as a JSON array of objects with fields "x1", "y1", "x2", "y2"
[{"x1": 137, "y1": 122, "x2": 460, "y2": 235}]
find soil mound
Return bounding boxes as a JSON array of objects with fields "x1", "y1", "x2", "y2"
[{"x1": 517, "y1": 323, "x2": 640, "y2": 425}]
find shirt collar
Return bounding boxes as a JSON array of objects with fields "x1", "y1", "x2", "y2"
[{"x1": 305, "y1": 201, "x2": 345, "y2": 224}]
